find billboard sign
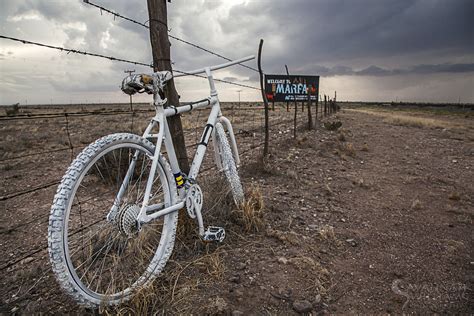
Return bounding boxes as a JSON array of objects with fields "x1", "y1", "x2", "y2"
[{"x1": 265, "y1": 74, "x2": 319, "y2": 102}]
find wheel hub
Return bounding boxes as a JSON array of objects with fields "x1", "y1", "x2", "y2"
[{"x1": 116, "y1": 204, "x2": 140, "y2": 237}]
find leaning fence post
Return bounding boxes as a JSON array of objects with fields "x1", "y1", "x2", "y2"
[
  {"x1": 324, "y1": 95, "x2": 327, "y2": 117},
  {"x1": 307, "y1": 88, "x2": 313, "y2": 130},
  {"x1": 315, "y1": 93, "x2": 319, "y2": 122},
  {"x1": 257, "y1": 39, "x2": 269, "y2": 158}
]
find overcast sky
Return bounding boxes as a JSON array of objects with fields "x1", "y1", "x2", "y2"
[{"x1": 0, "y1": 0, "x2": 473, "y2": 105}]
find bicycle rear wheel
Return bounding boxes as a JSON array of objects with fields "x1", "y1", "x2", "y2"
[
  {"x1": 214, "y1": 123, "x2": 244, "y2": 206},
  {"x1": 48, "y1": 133, "x2": 178, "y2": 307}
]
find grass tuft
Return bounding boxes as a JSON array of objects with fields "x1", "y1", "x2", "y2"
[
  {"x1": 411, "y1": 199, "x2": 422, "y2": 210},
  {"x1": 448, "y1": 191, "x2": 461, "y2": 201},
  {"x1": 317, "y1": 225, "x2": 336, "y2": 241},
  {"x1": 234, "y1": 184, "x2": 265, "y2": 232}
]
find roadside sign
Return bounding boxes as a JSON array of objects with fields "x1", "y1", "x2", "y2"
[{"x1": 265, "y1": 74, "x2": 319, "y2": 102}]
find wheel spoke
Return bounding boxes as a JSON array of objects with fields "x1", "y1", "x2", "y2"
[{"x1": 49, "y1": 136, "x2": 175, "y2": 305}]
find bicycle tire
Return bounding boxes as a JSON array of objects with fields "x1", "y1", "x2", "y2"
[
  {"x1": 214, "y1": 123, "x2": 244, "y2": 206},
  {"x1": 48, "y1": 133, "x2": 178, "y2": 307}
]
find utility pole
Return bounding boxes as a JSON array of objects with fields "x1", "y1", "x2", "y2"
[
  {"x1": 124, "y1": 69, "x2": 135, "y2": 111},
  {"x1": 147, "y1": 0, "x2": 189, "y2": 173}
]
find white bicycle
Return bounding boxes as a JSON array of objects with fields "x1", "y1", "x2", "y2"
[{"x1": 48, "y1": 56, "x2": 254, "y2": 307}]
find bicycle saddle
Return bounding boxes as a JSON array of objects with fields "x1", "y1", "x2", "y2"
[{"x1": 121, "y1": 71, "x2": 173, "y2": 95}]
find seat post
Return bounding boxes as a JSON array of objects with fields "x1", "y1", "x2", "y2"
[{"x1": 152, "y1": 72, "x2": 168, "y2": 109}]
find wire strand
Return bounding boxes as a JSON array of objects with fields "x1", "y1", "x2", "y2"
[
  {"x1": 83, "y1": 0, "x2": 259, "y2": 73},
  {"x1": 0, "y1": 35, "x2": 153, "y2": 67},
  {"x1": 0, "y1": 35, "x2": 260, "y2": 90}
]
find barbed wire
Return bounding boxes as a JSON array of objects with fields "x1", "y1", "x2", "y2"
[
  {"x1": 0, "y1": 35, "x2": 260, "y2": 90},
  {"x1": 0, "y1": 109, "x2": 154, "y2": 121},
  {"x1": 0, "y1": 104, "x2": 327, "y2": 274},
  {"x1": 172, "y1": 69, "x2": 261, "y2": 90},
  {"x1": 0, "y1": 35, "x2": 153, "y2": 67},
  {"x1": 83, "y1": 0, "x2": 260, "y2": 73},
  {"x1": 0, "y1": 106, "x2": 266, "y2": 164},
  {"x1": 0, "y1": 106, "x2": 262, "y2": 122}
]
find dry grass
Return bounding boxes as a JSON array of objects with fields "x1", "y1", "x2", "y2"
[
  {"x1": 443, "y1": 239, "x2": 465, "y2": 253},
  {"x1": 317, "y1": 225, "x2": 336, "y2": 241},
  {"x1": 234, "y1": 184, "x2": 265, "y2": 232},
  {"x1": 105, "y1": 249, "x2": 228, "y2": 315},
  {"x1": 202, "y1": 251, "x2": 225, "y2": 280},
  {"x1": 343, "y1": 142, "x2": 356, "y2": 157},
  {"x1": 411, "y1": 199, "x2": 422, "y2": 210},
  {"x1": 383, "y1": 115, "x2": 439, "y2": 128},
  {"x1": 448, "y1": 191, "x2": 461, "y2": 201},
  {"x1": 288, "y1": 256, "x2": 330, "y2": 294},
  {"x1": 337, "y1": 132, "x2": 346, "y2": 142},
  {"x1": 348, "y1": 108, "x2": 470, "y2": 130},
  {"x1": 352, "y1": 177, "x2": 369, "y2": 188},
  {"x1": 335, "y1": 142, "x2": 356, "y2": 158},
  {"x1": 286, "y1": 169, "x2": 298, "y2": 180},
  {"x1": 5, "y1": 103, "x2": 20, "y2": 116},
  {"x1": 266, "y1": 228, "x2": 300, "y2": 245}
]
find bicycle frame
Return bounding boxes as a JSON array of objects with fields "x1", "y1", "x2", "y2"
[{"x1": 109, "y1": 55, "x2": 255, "y2": 235}]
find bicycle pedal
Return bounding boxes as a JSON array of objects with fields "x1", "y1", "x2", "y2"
[{"x1": 202, "y1": 226, "x2": 226, "y2": 243}]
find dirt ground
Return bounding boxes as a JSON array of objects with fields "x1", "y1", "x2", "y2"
[{"x1": 0, "y1": 103, "x2": 473, "y2": 314}]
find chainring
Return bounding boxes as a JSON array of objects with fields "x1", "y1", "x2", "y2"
[{"x1": 185, "y1": 184, "x2": 203, "y2": 219}]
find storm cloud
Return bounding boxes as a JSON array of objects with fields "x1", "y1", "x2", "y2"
[{"x1": 0, "y1": 0, "x2": 473, "y2": 104}]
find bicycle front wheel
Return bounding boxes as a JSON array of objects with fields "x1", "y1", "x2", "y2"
[
  {"x1": 48, "y1": 133, "x2": 178, "y2": 307},
  {"x1": 214, "y1": 123, "x2": 244, "y2": 206}
]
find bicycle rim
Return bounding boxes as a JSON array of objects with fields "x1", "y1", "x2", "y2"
[{"x1": 62, "y1": 142, "x2": 171, "y2": 302}]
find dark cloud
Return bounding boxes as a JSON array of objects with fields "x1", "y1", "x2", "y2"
[
  {"x1": 0, "y1": 0, "x2": 473, "y2": 104},
  {"x1": 331, "y1": 63, "x2": 474, "y2": 76},
  {"x1": 220, "y1": 0, "x2": 473, "y2": 73}
]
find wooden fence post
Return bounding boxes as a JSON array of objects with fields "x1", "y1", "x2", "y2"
[
  {"x1": 147, "y1": 0, "x2": 189, "y2": 173},
  {"x1": 324, "y1": 95, "x2": 327, "y2": 117},
  {"x1": 257, "y1": 39, "x2": 269, "y2": 158},
  {"x1": 307, "y1": 89, "x2": 313, "y2": 130},
  {"x1": 285, "y1": 65, "x2": 297, "y2": 138}
]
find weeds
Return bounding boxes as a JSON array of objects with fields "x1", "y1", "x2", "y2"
[
  {"x1": 317, "y1": 225, "x2": 335, "y2": 241},
  {"x1": 203, "y1": 251, "x2": 225, "y2": 280},
  {"x1": 411, "y1": 199, "x2": 422, "y2": 210},
  {"x1": 344, "y1": 142, "x2": 356, "y2": 157},
  {"x1": 348, "y1": 108, "x2": 469, "y2": 130},
  {"x1": 337, "y1": 132, "x2": 346, "y2": 142},
  {"x1": 234, "y1": 184, "x2": 265, "y2": 232},
  {"x1": 266, "y1": 228, "x2": 300, "y2": 245},
  {"x1": 323, "y1": 121, "x2": 342, "y2": 131},
  {"x1": 5, "y1": 103, "x2": 20, "y2": 116},
  {"x1": 448, "y1": 191, "x2": 461, "y2": 201},
  {"x1": 336, "y1": 142, "x2": 356, "y2": 158}
]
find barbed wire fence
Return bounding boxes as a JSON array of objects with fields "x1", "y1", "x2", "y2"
[{"x1": 0, "y1": 1, "x2": 339, "y2": 312}]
